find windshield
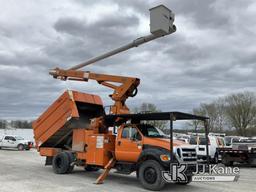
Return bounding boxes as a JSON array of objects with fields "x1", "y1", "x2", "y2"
[
  {"x1": 199, "y1": 137, "x2": 207, "y2": 145},
  {"x1": 137, "y1": 124, "x2": 166, "y2": 138},
  {"x1": 225, "y1": 137, "x2": 232, "y2": 145},
  {"x1": 189, "y1": 136, "x2": 207, "y2": 145},
  {"x1": 15, "y1": 136, "x2": 24, "y2": 140},
  {"x1": 189, "y1": 137, "x2": 197, "y2": 144}
]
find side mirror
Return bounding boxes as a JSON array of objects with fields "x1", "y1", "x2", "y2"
[{"x1": 12, "y1": 138, "x2": 16, "y2": 141}]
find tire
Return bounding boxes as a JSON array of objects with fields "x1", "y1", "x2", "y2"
[
  {"x1": 66, "y1": 152, "x2": 75, "y2": 173},
  {"x1": 174, "y1": 175, "x2": 192, "y2": 185},
  {"x1": 84, "y1": 165, "x2": 100, "y2": 172},
  {"x1": 138, "y1": 160, "x2": 166, "y2": 191},
  {"x1": 211, "y1": 153, "x2": 219, "y2": 164},
  {"x1": 52, "y1": 152, "x2": 70, "y2": 174},
  {"x1": 222, "y1": 155, "x2": 233, "y2": 166},
  {"x1": 17, "y1": 144, "x2": 24, "y2": 151}
]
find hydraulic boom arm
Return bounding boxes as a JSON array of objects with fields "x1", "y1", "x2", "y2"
[{"x1": 49, "y1": 68, "x2": 140, "y2": 114}]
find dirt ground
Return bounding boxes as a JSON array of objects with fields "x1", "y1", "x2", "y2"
[{"x1": 0, "y1": 149, "x2": 255, "y2": 192}]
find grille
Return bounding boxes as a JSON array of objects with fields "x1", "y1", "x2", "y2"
[{"x1": 179, "y1": 147, "x2": 197, "y2": 162}]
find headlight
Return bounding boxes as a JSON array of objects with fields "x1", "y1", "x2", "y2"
[
  {"x1": 160, "y1": 154, "x2": 170, "y2": 161},
  {"x1": 176, "y1": 148, "x2": 181, "y2": 158}
]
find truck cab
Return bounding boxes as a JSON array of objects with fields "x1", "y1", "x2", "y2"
[
  {"x1": 112, "y1": 123, "x2": 198, "y2": 190},
  {"x1": 115, "y1": 124, "x2": 197, "y2": 164}
]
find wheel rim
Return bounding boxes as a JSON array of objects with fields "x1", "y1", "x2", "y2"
[{"x1": 144, "y1": 167, "x2": 157, "y2": 184}]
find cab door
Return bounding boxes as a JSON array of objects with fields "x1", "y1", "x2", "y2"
[{"x1": 115, "y1": 126, "x2": 143, "y2": 162}]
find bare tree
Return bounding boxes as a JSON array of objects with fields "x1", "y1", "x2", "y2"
[
  {"x1": 186, "y1": 108, "x2": 204, "y2": 132},
  {"x1": 189, "y1": 99, "x2": 226, "y2": 132},
  {"x1": 201, "y1": 99, "x2": 226, "y2": 132},
  {"x1": 0, "y1": 120, "x2": 7, "y2": 129},
  {"x1": 225, "y1": 92, "x2": 256, "y2": 136},
  {"x1": 133, "y1": 103, "x2": 167, "y2": 131}
]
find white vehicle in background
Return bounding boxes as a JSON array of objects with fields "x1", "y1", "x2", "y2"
[
  {"x1": 177, "y1": 137, "x2": 189, "y2": 143},
  {"x1": 0, "y1": 134, "x2": 33, "y2": 150},
  {"x1": 209, "y1": 132, "x2": 226, "y2": 137},
  {"x1": 176, "y1": 134, "x2": 190, "y2": 143},
  {"x1": 189, "y1": 134, "x2": 224, "y2": 163}
]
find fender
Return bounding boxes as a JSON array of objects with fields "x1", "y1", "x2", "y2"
[{"x1": 137, "y1": 145, "x2": 173, "y2": 168}]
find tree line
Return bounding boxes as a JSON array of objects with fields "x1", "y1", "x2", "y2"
[
  {"x1": 188, "y1": 91, "x2": 256, "y2": 136},
  {"x1": 0, "y1": 120, "x2": 33, "y2": 129},
  {"x1": 1, "y1": 91, "x2": 255, "y2": 136}
]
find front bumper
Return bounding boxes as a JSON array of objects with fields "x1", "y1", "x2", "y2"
[{"x1": 24, "y1": 142, "x2": 33, "y2": 150}]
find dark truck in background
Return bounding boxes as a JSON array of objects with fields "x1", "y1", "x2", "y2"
[{"x1": 218, "y1": 139, "x2": 256, "y2": 166}]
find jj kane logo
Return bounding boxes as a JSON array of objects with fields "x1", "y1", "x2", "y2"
[{"x1": 162, "y1": 163, "x2": 240, "y2": 183}]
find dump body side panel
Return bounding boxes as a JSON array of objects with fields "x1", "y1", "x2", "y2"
[{"x1": 32, "y1": 90, "x2": 103, "y2": 149}]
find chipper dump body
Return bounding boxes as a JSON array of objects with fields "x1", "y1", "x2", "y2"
[{"x1": 33, "y1": 90, "x2": 104, "y2": 151}]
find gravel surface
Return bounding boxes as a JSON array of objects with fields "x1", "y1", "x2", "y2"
[{"x1": 0, "y1": 149, "x2": 255, "y2": 192}]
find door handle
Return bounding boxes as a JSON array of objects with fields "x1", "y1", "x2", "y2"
[{"x1": 118, "y1": 141, "x2": 121, "y2": 146}]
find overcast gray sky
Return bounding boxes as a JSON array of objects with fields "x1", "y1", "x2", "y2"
[{"x1": 0, "y1": 0, "x2": 255, "y2": 120}]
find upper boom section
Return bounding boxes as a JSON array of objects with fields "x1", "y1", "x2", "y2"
[{"x1": 68, "y1": 5, "x2": 176, "y2": 70}]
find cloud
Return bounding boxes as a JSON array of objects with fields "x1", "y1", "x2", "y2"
[{"x1": 0, "y1": 0, "x2": 256, "y2": 120}]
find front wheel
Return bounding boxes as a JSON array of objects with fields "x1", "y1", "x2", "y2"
[
  {"x1": 138, "y1": 160, "x2": 166, "y2": 191},
  {"x1": 17, "y1": 144, "x2": 24, "y2": 151}
]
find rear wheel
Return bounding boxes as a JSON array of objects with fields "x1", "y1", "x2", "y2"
[
  {"x1": 222, "y1": 155, "x2": 233, "y2": 166},
  {"x1": 52, "y1": 152, "x2": 70, "y2": 174},
  {"x1": 17, "y1": 144, "x2": 24, "y2": 151},
  {"x1": 138, "y1": 160, "x2": 166, "y2": 191}
]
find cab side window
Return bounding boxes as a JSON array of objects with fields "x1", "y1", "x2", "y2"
[
  {"x1": 131, "y1": 128, "x2": 142, "y2": 141},
  {"x1": 121, "y1": 127, "x2": 142, "y2": 141},
  {"x1": 9, "y1": 136, "x2": 16, "y2": 141},
  {"x1": 121, "y1": 127, "x2": 130, "y2": 138},
  {"x1": 5, "y1": 136, "x2": 15, "y2": 141}
]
